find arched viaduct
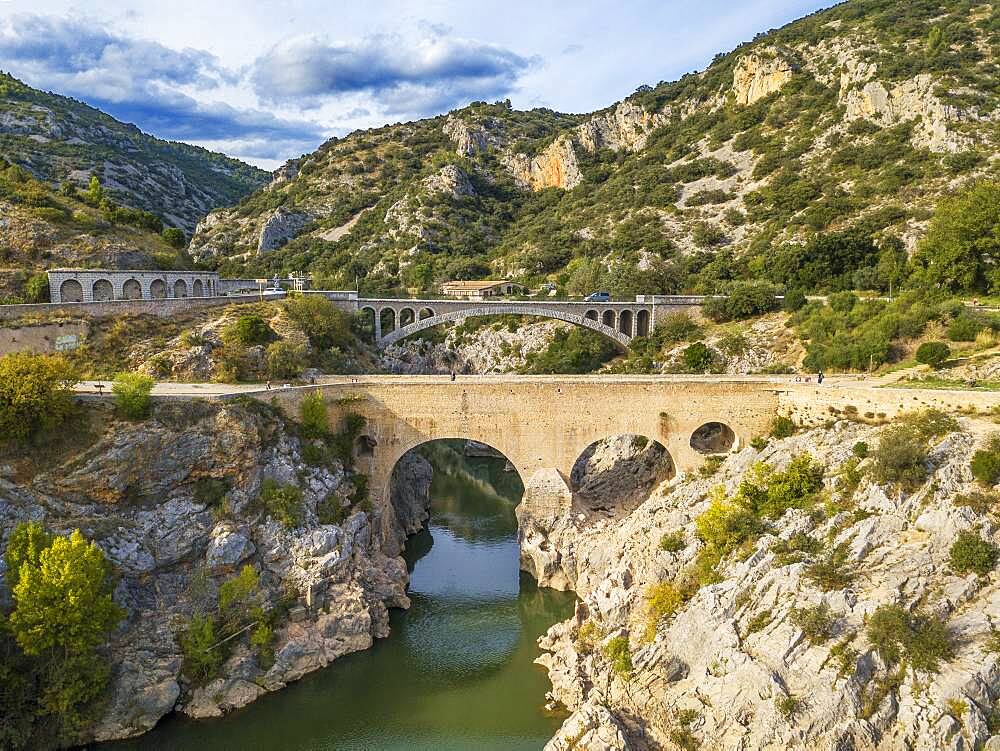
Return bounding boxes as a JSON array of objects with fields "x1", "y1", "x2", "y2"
[
  {"x1": 265, "y1": 376, "x2": 779, "y2": 517},
  {"x1": 309, "y1": 293, "x2": 710, "y2": 349}
]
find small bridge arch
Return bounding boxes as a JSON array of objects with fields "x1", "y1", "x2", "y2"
[{"x1": 379, "y1": 306, "x2": 632, "y2": 349}]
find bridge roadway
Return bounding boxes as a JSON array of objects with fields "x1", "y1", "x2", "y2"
[{"x1": 75, "y1": 375, "x2": 1000, "y2": 517}]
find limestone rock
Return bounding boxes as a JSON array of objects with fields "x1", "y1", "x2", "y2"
[
  {"x1": 576, "y1": 100, "x2": 667, "y2": 153},
  {"x1": 732, "y1": 48, "x2": 796, "y2": 106},
  {"x1": 503, "y1": 137, "x2": 582, "y2": 191},
  {"x1": 258, "y1": 207, "x2": 311, "y2": 254},
  {"x1": 205, "y1": 523, "x2": 256, "y2": 571},
  {"x1": 545, "y1": 701, "x2": 632, "y2": 750},
  {"x1": 443, "y1": 115, "x2": 501, "y2": 156}
]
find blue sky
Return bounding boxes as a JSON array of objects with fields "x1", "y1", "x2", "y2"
[{"x1": 0, "y1": 0, "x2": 834, "y2": 169}]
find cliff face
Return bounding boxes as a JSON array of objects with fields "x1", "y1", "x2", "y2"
[
  {"x1": 522, "y1": 416, "x2": 1000, "y2": 750},
  {"x1": 0, "y1": 399, "x2": 428, "y2": 743}
]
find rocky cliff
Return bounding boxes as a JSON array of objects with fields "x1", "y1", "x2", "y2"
[
  {"x1": 0, "y1": 397, "x2": 429, "y2": 743},
  {"x1": 520, "y1": 414, "x2": 1000, "y2": 750}
]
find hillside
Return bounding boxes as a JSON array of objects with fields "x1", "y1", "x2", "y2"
[
  {"x1": 0, "y1": 73, "x2": 268, "y2": 234},
  {"x1": 189, "y1": 0, "x2": 1000, "y2": 298}
]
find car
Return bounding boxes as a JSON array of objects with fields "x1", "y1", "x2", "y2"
[{"x1": 584, "y1": 291, "x2": 611, "y2": 302}]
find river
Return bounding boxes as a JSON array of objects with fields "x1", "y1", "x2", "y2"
[{"x1": 108, "y1": 444, "x2": 575, "y2": 750}]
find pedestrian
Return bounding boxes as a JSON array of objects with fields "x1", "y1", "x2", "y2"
[
  {"x1": 266, "y1": 380, "x2": 272, "y2": 390},
  {"x1": 817, "y1": 370, "x2": 824, "y2": 384},
  {"x1": 450, "y1": 371, "x2": 456, "y2": 381}
]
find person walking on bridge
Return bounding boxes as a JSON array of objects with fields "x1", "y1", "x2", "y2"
[{"x1": 450, "y1": 371, "x2": 456, "y2": 381}]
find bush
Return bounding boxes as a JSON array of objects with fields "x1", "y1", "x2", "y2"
[
  {"x1": 299, "y1": 392, "x2": 328, "y2": 439},
  {"x1": 866, "y1": 605, "x2": 953, "y2": 673},
  {"x1": 0, "y1": 353, "x2": 78, "y2": 443},
  {"x1": 523, "y1": 328, "x2": 617, "y2": 374},
  {"x1": 265, "y1": 340, "x2": 308, "y2": 379},
  {"x1": 852, "y1": 442, "x2": 869, "y2": 458},
  {"x1": 224, "y1": 314, "x2": 273, "y2": 346},
  {"x1": 179, "y1": 615, "x2": 223, "y2": 683},
  {"x1": 659, "y1": 531, "x2": 686, "y2": 552},
  {"x1": 949, "y1": 530, "x2": 998, "y2": 576},
  {"x1": 915, "y1": 341, "x2": 950, "y2": 368},
  {"x1": 283, "y1": 295, "x2": 354, "y2": 350},
  {"x1": 602, "y1": 636, "x2": 632, "y2": 676},
  {"x1": 704, "y1": 282, "x2": 781, "y2": 322},
  {"x1": 790, "y1": 602, "x2": 837, "y2": 644},
  {"x1": 24, "y1": 273, "x2": 50, "y2": 303},
  {"x1": 804, "y1": 544, "x2": 855, "y2": 591},
  {"x1": 971, "y1": 436, "x2": 1000, "y2": 486},
  {"x1": 112, "y1": 371, "x2": 154, "y2": 419},
  {"x1": 656, "y1": 312, "x2": 703, "y2": 343},
  {"x1": 770, "y1": 415, "x2": 796, "y2": 438},
  {"x1": 259, "y1": 479, "x2": 303, "y2": 528},
  {"x1": 681, "y1": 341, "x2": 716, "y2": 372},
  {"x1": 783, "y1": 288, "x2": 807, "y2": 312},
  {"x1": 947, "y1": 315, "x2": 982, "y2": 342},
  {"x1": 870, "y1": 425, "x2": 927, "y2": 488}
]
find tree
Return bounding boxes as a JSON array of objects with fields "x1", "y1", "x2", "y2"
[
  {"x1": 266, "y1": 340, "x2": 308, "y2": 379},
  {"x1": 299, "y1": 392, "x2": 328, "y2": 439},
  {"x1": 224, "y1": 314, "x2": 273, "y2": 346},
  {"x1": 0, "y1": 353, "x2": 78, "y2": 443},
  {"x1": 283, "y1": 295, "x2": 353, "y2": 349},
  {"x1": 162, "y1": 227, "x2": 186, "y2": 248},
  {"x1": 915, "y1": 341, "x2": 950, "y2": 369},
  {"x1": 910, "y1": 181, "x2": 1000, "y2": 293},
  {"x1": 3, "y1": 521, "x2": 53, "y2": 590},
  {"x1": 24, "y1": 273, "x2": 50, "y2": 303},
  {"x1": 112, "y1": 371, "x2": 154, "y2": 419},
  {"x1": 682, "y1": 342, "x2": 716, "y2": 372},
  {"x1": 84, "y1": 175, "x2": 103, "y2": 206}
]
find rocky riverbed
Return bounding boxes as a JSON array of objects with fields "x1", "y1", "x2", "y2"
[{"x1": 521, "y1": 416, "x2": 1000, "y2": 750}]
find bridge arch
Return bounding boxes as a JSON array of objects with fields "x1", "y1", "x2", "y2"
[
  {"x1": 122, "y1": 278, "x2": 142, "y2": 300},
  {"x1": 193, "y1": 279, "x2": 204, "y2": 297},
  {"x1": 636, "y1": 309, "x2": 650, "y2": 337},
  {"x1": 601, "y1": 310, "x2": 614, "y2": 328},
  {"x1": 690, "y1": 421, "x2": 737, "y2": 454},
  {"x1": 418, "y1": 307, "x2": 435, "y2": 320},
  {"x1": 173, "y1": 279, "x2": 188, "y2": 298},
  {"x1": 92, "y1": 279, "x2": 114, "y2": 302},
  {"x1": 60, "y1": 279, "x2": 84, "y2": 303},
  {"x1": 618, "y1": 309, "x2": 633, "y2": 336},
  {"x1": 379, "y1": 306, "x2": 632, "y2": 349},
  {"x1": 379, "y1": 307, "x2": 396, "y2": 334},
  {"x1": 570, "y1": 433, "x2": 675, "y2": 513},
  {"x1": 399, "y1": 307, "x2": 416, "y2": 327},
  {"x1": 150, "y1": 279, "x2": 167, "y2": 299}
]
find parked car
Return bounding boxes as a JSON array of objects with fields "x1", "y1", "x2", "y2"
[{"x1": 584, "y1": 291, "x2": 611, "y2": 302}]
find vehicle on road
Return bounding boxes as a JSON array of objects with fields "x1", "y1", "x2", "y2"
[{"x1": 584, "y1": 291, "x2": 611, "y2": 302}]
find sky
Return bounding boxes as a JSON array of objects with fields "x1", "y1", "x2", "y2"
[{"x1": 0, "y1": 0, "x2": 835, "y2": 170}]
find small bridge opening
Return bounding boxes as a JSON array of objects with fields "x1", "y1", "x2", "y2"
[
  {"x1": 570, "y1": 434, "x2": 675, "y2": 516},
  {"x1": 690, "y1": 422, "x2": 737, "y2": 455}
]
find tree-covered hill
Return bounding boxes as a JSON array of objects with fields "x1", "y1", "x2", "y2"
[{"x1": 188, "y1": 0, "x2": 1000, "y2": 299}]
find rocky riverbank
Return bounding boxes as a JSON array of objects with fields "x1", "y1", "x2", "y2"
[
  {"x1": 522, "y1": 416, "x2": 1000, "y2": 750},
  {"x1": 0, "y1": 399, "x2": 431, "y2": 744}
]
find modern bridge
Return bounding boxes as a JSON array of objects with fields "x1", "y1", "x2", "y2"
[{"x1": 310, "y1": 292, "x2": 710, "y2": 348}]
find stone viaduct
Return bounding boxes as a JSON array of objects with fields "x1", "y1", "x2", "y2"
[
  {"x1": 48, "y1": 269, "x2": 221, "y2": 303},
  {"x1": 264, "y1": 376, "x2": 778, "y2": 516},
  {"x1": 311, "y1": 293, "x2": 710, "y2": 348}
]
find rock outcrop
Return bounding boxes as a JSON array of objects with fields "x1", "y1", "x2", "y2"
[
  {"x1": 0, "y1": 399, "x2": 425, "y2": 744},
  {"x1": 732, "y1": 48, "x2": 796, "y2": 106},
  {"x1": 575, "y1": 100, "x2": 667, "y2": 154},
  {"x1": 524, "y1": 416, "x2": 1000, "y2": 750},
  {"x1": 503, "y1": 137, "x2": 582, "y2": 191},
  {"x1": 258, "y1": 207, "x2": 312, "y2": 254}
]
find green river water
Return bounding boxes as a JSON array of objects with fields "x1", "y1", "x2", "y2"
[{"x1": 108, "y1": 449, "x2": 575, "y2": 750}]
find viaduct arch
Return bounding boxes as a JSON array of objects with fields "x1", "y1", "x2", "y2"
[{"x1": 265, "y1": 377, "x2": 778, "y2": 517}]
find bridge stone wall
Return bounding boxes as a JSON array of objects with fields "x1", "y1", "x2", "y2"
[
  {"x1": 48, "y1": 269, "x2": 220, "y2": 303},
  {"x1": 263, "y1": 378, "x2": 780, "y2": 519}
]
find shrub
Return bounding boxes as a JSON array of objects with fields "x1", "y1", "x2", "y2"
[
  {"x1": 949, "y1": 530, "x2": 998, "y2": 576},
  {"x1": 112, "y1": 371, "x2": 154, "y2": 419},
  {"x1": 24, "y1": 272, "x2": 50, "y2": 303},
  {"x1": 870, "y1": 425, "x2": 927, "y2": 488},
  {"x1": 193, "y1": 477, "x2": 230, "y2": 508},
  {"x1": 852, "y1": 442, "x2": 869, "y2": 458},
  {"x1": 523, "y1": 328, "x2": 617, "y2": 374},
  {"x1": 603, "y1": 636, "x2": 632, "y2": 676},
  {"x1": 804, "y1": 544, "x2": 855, "y2": 591},
  {"x1": 790, "y1": 602, "x2": 837, "y2": 644},
  {"x1": 783, "y1": 288, "x2": 807, "y2": 312},
  {"x1": 317, "y1": 493, "x2": 349, "y2": 525},
  {"x1": 179, "y1": 615, "x2": 223, "y2": 683},
  {"x1": 915, "y1": 341, "x2": 950, "y2": 368},
  {"x1": 776, "y1": 695, "x2": 802, "y2": 720},
  {"x1": 953, "y1": 490, "x2": 998, "y2": 515},
  {"x1": 947, "y1": 316, "x2": 982, "y2": 342},
  {"x1": 224, "y1": 314, "x2": 273, "y2": 346},
  {"x1": 575, "y1": 621, "x2": 604, "y2": 655},
  {"x1": 659, "y1": 531, "x2": 686, "y2": 553},
  {"x1": 866, "y1": 605, "x2": 953, "y2": 672},
  {"x1": 265, "y1": 340, "x2": 308, "y2": 379},
  {"x1": 162, "y1": 227, "x2": 186, "y2": 248},
  {"x1": 218, "y1": 564, "x2": 262, "y2": 629},
  {"x1": 299, "y1": 392, "x2": 328, "y2": 439},
  {"x1": 971, "y1": 436, "x2": 1000, "y2": 486},
  {"x1": 770, "y1": 415, "x2": 796, "y2": 438},
  {"x1": 699, "y1": 455, "x2": 724, "y2": 477},
  {"x1": 705, "y1": 282, "x2": 781, "y2": 322},
  {"x1": 250, "y1": 622, "x2": 274, "y2": 668},
  {"x1": 330, "y1": 412, "x2": 366, "y2": 466},
  {"x1": 682, "y1": 341, "x2": 716, "y2": 372},
  {"x1": 656, "y1": 312, "x2": 702, "y2": 343},
  {"x1": 259, "y1": 479, "x2": 303, "y2": 528},
  {"x1": 0, "y1": 353, "x2": 78, "y2": 443},
  {"x1": 283, "y1": 295, "x2": 354, "y2": 349}
]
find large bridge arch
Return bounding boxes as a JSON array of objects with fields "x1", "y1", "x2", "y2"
[{"x1": 378, "y1": 306, "x2": 632, "y2": 349}]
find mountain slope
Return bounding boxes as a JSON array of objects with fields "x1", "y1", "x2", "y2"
[
  {"x1": 0, "y1": 72, "x2": 269, "y2": 233},
  {"x1": 189, "y1": 0, "x2": 1000, "y2": 297}
]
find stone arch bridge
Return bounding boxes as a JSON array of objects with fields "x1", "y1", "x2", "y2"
[
  {"x1": 265, "y1": 376, "x2": 778, "y2": 517},
  {"x1": 311, "y1": 294, "x2": 709, "y2": 348}
]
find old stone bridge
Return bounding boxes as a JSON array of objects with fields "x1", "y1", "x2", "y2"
[{"x1": 311, "y1": 293, "x2": 709, "y2": 348}]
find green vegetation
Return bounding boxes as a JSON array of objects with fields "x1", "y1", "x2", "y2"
[
  {"x1": 522, "y1": 328, "x2": 617, "y2": 374},
  {"x1": 790, "y1": 602, "x2": 837, "y2": 644},
  {"x1": 265, "y1": 340, "x2": 308, "y2": 379},
  {"x1": 681, "y1": 341, "x2": 718, "y2": 373},
  {"x1": 694, "y1": 455, "x2": 824, "y2": 583},
  {"x1": 865, "y1": 604, "x2": 953, "y2": 673},
  {"x1": 602, "y1": 636, "x2": 632, "y2": 677},
  {"x1": 1, "y1": 523, "x2": 123, "y2": 745},
  {"x1": 283, "y1": 295, "x2": 354, "y2": 350},
  {"x1": 0, "y1": 353, "x2": 78, "y2": 444},
  {"x1": 769, "y1": 415, "x2": 796, "y2": 439},
  {"x1": 972, "y1": 435, "x2": 1000, "y2": 486},
  {"x1": 948, "y1": 530, "x2": 998, "y2": 576},
  {"x1": 300, "y1": 392, "x2": 329, "y2": 439},
  {"x1": 870, "y1": 410, "x2": 958, "y2": 489},
  {"x1": 704, "y1": 282, "x2": 781, "y2": 322},
  {"x1": 225, "y1": 314, "x2": 274, "y2": 346},
  {"x1": 915, "y1": 341, "x2": 950, "y2": 368},
  {"x1": 804, "y1": 544, "x2": 856, "y2": 591},
  {"x1": 659, "y1": 530, "x2": 686, "y2": 553},
  {"x1": 258, "y1": 479, "x2": 304, "y2": 528},
  {"x1": 111, "y1": 371, "x2": 154, "y2": 419}
]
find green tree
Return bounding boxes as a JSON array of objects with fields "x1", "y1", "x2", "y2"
[
  {"x1": 161, "y1": 227, "x2": 186, "y2": 248},
  {"x1": 910, "y1": 181, "x2": 1000, "y2": 293},
  {"x1": 24, "y1": 273, "x2": 50, "y2": 303},
  {"x1": 915, "y1": 341, "x2": 950, "y2": 369},
  {"x1": 682, "y1": 341, "x2": 716, "y2": 372},
  {"x1": 0, "y1": 353, "x2": 78, "y2": 443},
  {"x1": 283, "y1": 295, "x2": 354, "y2": 350},
  {"x1": 265, "y1": 340, "x2": 307, "y2": 379},
  {"x1": 299, "y1": 392, "x2": 328, "y2": 439},
  {"x1": 949, "y1": 530, "x2": 997, "y2": 576},
  {"x1": 224, "y1": 314, "x2": 273, "y2": 346},
  {"x1": 3, "y1": 521, "x2": 53, "y2": 590},
  {"x1": 84, "y1": 175, "x2": 103, "y2": 206},
  {"x1": 112, "y1": 371, "x2": 154, "y2": 419}
]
